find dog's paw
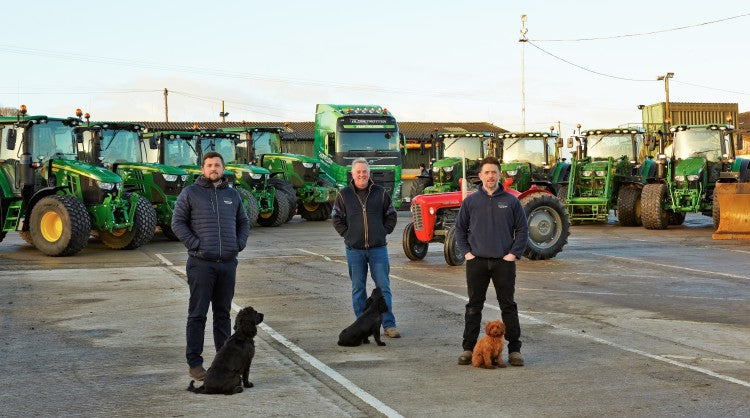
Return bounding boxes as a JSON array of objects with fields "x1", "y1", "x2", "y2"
[
  {"x1": 243, "y1": 381, "x2": 254, "y2": 388},
  {"x1": 498, "y1": 362, "x2": 507, "y2": 368},
  {"x1": 363, "y1": 338, "x2": 370, "y2": 344},
  {"x1": 377, "y1": 341, "x2": 386, "y2": 346}
]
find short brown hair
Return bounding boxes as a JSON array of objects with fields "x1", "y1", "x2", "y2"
[
  {"x1": 202, "y1": 151, "x2": 225, "y2": 166},
  {"x1": 479, "y1": 156, "x2": 500, "y2": 170}
]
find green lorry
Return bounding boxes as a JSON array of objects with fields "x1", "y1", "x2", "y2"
[
  {"x1": 641, "y1": 123, "x2": 749, "y2": 229},
  {"x1": 314, "y1": 104, "x2": 405, "y2": 208},
  {"x1": 496, "y1": 130, "x2": 569, "y2": 196},
  {"x1": 0, "y1": 107, "x2": 154, "y2": 255},
  {"x1": 76, "y1": 119, "x2": 188, "y2": 240},
  {"x1": 222, "y1": 126, "x2": 336, "y2": 221},
  {"x1": 564, "y1": 127, "x2": 655, "y2": 225}
]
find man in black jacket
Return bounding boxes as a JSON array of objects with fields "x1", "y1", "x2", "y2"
[
  {"x1": 171, "y1": 151, "x2": 250, "y2": 381},
  {"x1": 454, "y1": 156, "x2": 528, "y2": 367},
  {"x1": 332, "y1": 158, "x2": 400, "y2": 338}
]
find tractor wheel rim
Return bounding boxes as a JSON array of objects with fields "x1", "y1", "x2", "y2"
[
  {"x1": 110, "y1": 228, "x2": 127, "y2": 237},
  {"x1": 528, "y1": 206, "x2": 561, "y2": 248},
  {"x1": 40, "y1": 211, "x2": 62, "y2": 242},
  {"x1": 303, "y1": 203, "x2": 320, "y2": 212}
]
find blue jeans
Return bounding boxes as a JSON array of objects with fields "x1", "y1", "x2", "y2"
[{"x1": 345, "y1": 245, "x2": 396, "y2": 329}]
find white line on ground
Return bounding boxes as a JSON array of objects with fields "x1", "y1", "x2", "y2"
[
  {"x1": 156, "y1": 252, "x2": 402, "y2": 418},
  {"x1": 299, "y1": 249, "x2": 750, "y2": 389},
  {"x1": 591, "y1": 253, "x2": 750, "y2": 281}
]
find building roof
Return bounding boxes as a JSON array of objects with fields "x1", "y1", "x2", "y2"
[{"x1": 136, "y1": 121, "x2": 505, "y2": 141}]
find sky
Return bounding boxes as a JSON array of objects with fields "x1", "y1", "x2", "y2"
[{"x1": 1, "y1": 1, "x2": 748, "y2": 137}]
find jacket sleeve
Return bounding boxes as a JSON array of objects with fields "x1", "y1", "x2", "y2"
[
  {"x1": 171, "y1": 188, "x2": 200, "y2": 251},
  {"x1": 382, "y1": 190, "x2": 397, "y2": 234},
  {"x1": 331, "y1": 192, "x2": 348, "y2": 237},
  {"x1": 509, "y1": 198, "x2": 529, "y2": 259},
  {"x1": 235, "y1": 189, "x2": 251, "y2": 251},
  {"x1": 454, "y1": 197, "x2": 471, "y2": 256}
]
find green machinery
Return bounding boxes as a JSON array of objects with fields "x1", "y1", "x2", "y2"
[
  {"x1": 411, "y1": 132, "x2": 493, "y2": 196},
  {"x1": 496, "y1": 130, "x2": 569, "y2": 195},
  {"x1": 76, "y1": 118, "x2": 188, "y2": 240},
  {"x1": 314, "y1": 104, "x2": 405, "y2": 208},
  {"x1": 564, "y1": 127, "x2": 655, "y2": 225},
  {"x1": 641, "y1": 123, "x2": 749, "y2": 229},
  {"x1": 222, "y1": 126, "x2": 336, "y2": 221},
  {"x1": 144, "y1": 129, "x2": 290, "y2": 227},
  {"x1": 0, "y1": 107, "x2": 154, "y2": 256}
]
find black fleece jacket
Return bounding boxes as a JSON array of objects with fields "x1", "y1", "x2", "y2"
[
  {"x1": 171, "y1": 175, "x2": 250, "y2": 262},
  {"x1": 331, "y1": 179, "x2": 397, "y2": 249}
]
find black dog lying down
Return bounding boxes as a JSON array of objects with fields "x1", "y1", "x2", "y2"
[
  {"x1": 338, "y1": 287, "x2": 388, "y2": 347},
  {"x1": 188, "y1": 306, "x2": 264, "y2": 395}
]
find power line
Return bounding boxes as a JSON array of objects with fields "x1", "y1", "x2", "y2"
[
  {"x1": 672, "y1": 80, "x2": 750, "y2": 96},
  {"x1": 530, "y1": 13, "x2": 750, "y2": 42}
]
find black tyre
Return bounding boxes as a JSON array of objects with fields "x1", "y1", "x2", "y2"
[
  {"x1": 712, "y1": 187, "x2": 720, "y2": 230},
  {"x1": 18, "y1": 230, "x2": 34, "y2": 245},
  {"x1": 29, "y1": 194, "x2": 91, "y2": 256},
  {"x1": 443, "y1": 227, "x2": 465, "y2": 266},
  {"x1": 556, "y1": 183, "x2": 568, "y2": 204},
  {"x1": 409, "y1": 177, "x2": 433, "y2": 199},
  {"x1": 160, "y1": 223, "x2": 179, "y2": 241},
  {"x1": 641, "y1": 183, "x2": 668, "y2": 230},
  {"x1": 668, "y1": 210, "x2": 686, "y2": 226},
  {"x1": 520, "y1": 193, "x2": 570, "y2": 260},
  {"x1": 617, "y1": 185, "x2": 642, "y2": 226},
  {"x1": 257, "y1": 191, "x2": 290, "y2": 227},
  {"x1": 268, "y1": 178, "x2": 297, "y2": 222},
  {"x1": 238, "y1": 188, "x2": 260, "y2": 226},
  {"x1": 100, "y1": 194, "x2": 157, "y2": 250},
  {"x1": 402, "y1": 222, "x2": 428, "y2": 261},
  {"x1": 299, "y1": 201, "x2": 332, "y2": 221},
  {"x1": 0, "y1": 231, "x2": 5, "y2": 243}
]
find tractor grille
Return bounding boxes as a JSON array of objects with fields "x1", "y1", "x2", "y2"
[
  {"x1": 411, "y1": 203, "x2": 423, "y2": 230},
  {"x1": 369, "y1": 170, "x2": 395, "y2": 196},
  {"x1": 80, "y1": 177, "x2": 117, "y2": 205},
  {"x1": 242, "y1": 172, "x2": 265, "y2": 191},
  {"x1": 292, "y1": 161, "x2": 319, "y2": 186},
  {"x1": 152, "y1": 173, "x2": 186, "y2": 201}
]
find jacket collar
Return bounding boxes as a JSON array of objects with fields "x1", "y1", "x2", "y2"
[
  {"x1": 479, "y1": 183, "x2": 505, "y2": 197},
  {"x1": 195, "y1": 175, "x2": 229, "y2": 189},
  {"x1": 348, "y1": 178, "x2": 375, "y2": 192}
]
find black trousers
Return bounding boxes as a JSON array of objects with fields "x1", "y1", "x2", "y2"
[
  {"x1": 186, "y1": 256, "x2": 237, "y2": 368},
  {"x1": 462, "y1": 257, "x2": 522, "y2": 353}
]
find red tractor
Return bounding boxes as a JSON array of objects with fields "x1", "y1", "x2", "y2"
[{"x1": 403, "y1": 182, "x2": 570, "y2": 265}]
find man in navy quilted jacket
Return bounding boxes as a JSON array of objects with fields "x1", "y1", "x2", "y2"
[{"x1": 171, "y1": 151, "x2": 250, "y2": 381}]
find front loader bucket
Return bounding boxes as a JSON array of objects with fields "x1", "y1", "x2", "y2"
[{"x1": 712, "y1": 183, "x2": 750, "y2": 240}]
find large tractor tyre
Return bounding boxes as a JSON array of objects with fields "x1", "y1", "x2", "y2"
[
  {"x1": 667, "y1": 210, "x2": 686, "y2": 226},
  {"x1": 0, "y1": 231, "x2": 5, "y2": 242},
  {"x1": 29, "y1": 194, "x2": 91, "y2": 257},
  {"x1": 299, "y1": 201, "x2": 332, "y2": 221},
  {"x1": 402, "y1": 222, "x2": 428, "y2": 261},
  {"x1": 238, "y1": 189, "x2": 260, "y2": 226},
  {"x1": 617, "y1": 185, "x2": 642, "y2": 227},
  {"x1": 443, "y1": 227, "x2": 465, "y2": 266},
  {"x1": 556, "y1": 184, "x2": 568, "y2": 204},
  {"x1": 100, "y1": 194, "x2": 157, "y2": 250},
  {"x1": 409, "y1": 177, "x2": 434, "y2": 199},
  {"x1": 160, "y1": 223, "x2": 180, "y2": 241},
  {"x1": 641, "y1": 183, "x2": 669, "y2": 230},
  {"x1": 712, "y1": 188, "x2": 720, "y2": 230},
  {"x1": 268, "y1": 178, "x2": 297, "y2": 222},
  {"x1": 18, "y1": 230, "x2": 34, "y2": 246},
  {"x1": 520, "y1": 193, "x2": 570, "y2": 260},
  {"x1": 257, "y1": 192, "x2": 290, "y2": 227}
]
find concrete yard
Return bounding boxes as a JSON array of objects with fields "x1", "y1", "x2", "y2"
[{"x1": 1, "y1": 212, "x2": 748, "y2": 417}]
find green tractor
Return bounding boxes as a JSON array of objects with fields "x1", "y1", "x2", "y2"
[
  {"x1": 410, "y1": 132, "x2": 493, "y2": 197},
  {"x1": 564, "y1": 127, "x2": 655, "y2": 225},
  {"x1": 76, "y1": 118, "x2": 188, "y2": 240},
  {"x1": 496, "y1": 130, "x2": 569, "y2": 196},
  {"x1": 0, "y1": 107, "x2": 155, "y2": 255},
  {"x1": 641, "y1": 123, "x2": 749, "y2": 229},
  {"x1": 221, "y1": 126, "x2": 334, "y2": 221}
]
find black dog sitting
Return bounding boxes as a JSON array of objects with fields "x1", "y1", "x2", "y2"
[
  {"x1": 188, "y1": 306, "x2": 264, "y2": 394},
  {"x1": 338, "y1": 287, "x2": 388, "y2": 347}
]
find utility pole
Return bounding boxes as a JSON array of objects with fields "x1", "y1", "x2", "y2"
[
  {"x1": 163, "y1": 88, "x2": 169, "y2": 123},
  {"x1": 219, "y1": 100, "x2": 229, "y2": 122},
  {"x1": 656, "y1": 72, "x2": 674, "y2": 128},
  {"x1": 519, "y1": 15, "x2": 528, "y2": 132}
]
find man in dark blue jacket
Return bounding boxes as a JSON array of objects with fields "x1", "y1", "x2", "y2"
[
  {"x1": 332, "y1": 158, "x2": 400, "y2": 338},
  {"x1": 454, "y1": 156, "x2": 528, "y2": 367},
  {"x1": 171, "y1": 151, "x2": 250, "y2": 381}
]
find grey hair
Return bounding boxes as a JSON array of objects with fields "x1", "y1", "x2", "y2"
[{"x1": 351, "y1": 157, "x2": 370, "y2": 172}]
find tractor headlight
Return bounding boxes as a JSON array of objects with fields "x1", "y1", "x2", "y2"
[
  {"x1": 96, "y1": 181, "x2": 116, "y2": 190},
  {"x1": 595, "y1": 170, "x2": 606, "y2": 177},
  {"x1": 674, "y1": 175, "x2": 685, "y2": 182},
  {"x1": 302, "y1": 162, "x2": 314, "y2": 168},
  {"x1": 506, "y1": 170, "x2": 517, "y2": 176},
  {"x1": 686, "y1": 174, "x2": 699, "y2": 181},
  {"x1": 582, "y1": 170, "x2": 593, "y2": 177},
  {"x1": 432, "y1": 166, "x2": 439, "y2": 172},
  {"x1": 250, "y1": 173, "x2": 263, "y2": 179},
  {"x1": 444, "y1": 166, "x2": 454, "y2": 172},
  {"x1": 162, "y1": 174, "x2": 178, "y2": 182}
]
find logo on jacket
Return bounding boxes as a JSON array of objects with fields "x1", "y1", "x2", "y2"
[
  {"x1": 223, "y1": 198, "x2": 233, "y2": 205},
  {"x1": 497, "y1": 203, "x2": 508, "y2": 209}
]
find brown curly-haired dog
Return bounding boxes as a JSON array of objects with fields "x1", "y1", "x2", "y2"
[{"x1": 471, "y1": 320, "x2": 506, "y2": 369}]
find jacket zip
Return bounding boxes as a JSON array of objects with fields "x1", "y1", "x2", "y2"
[
  {"x1": 214, "y1": 186, "x2": 222, "y2": 261},
  {"x1": 354, "y1": 183, "x2": 372, "y2": 249}
]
